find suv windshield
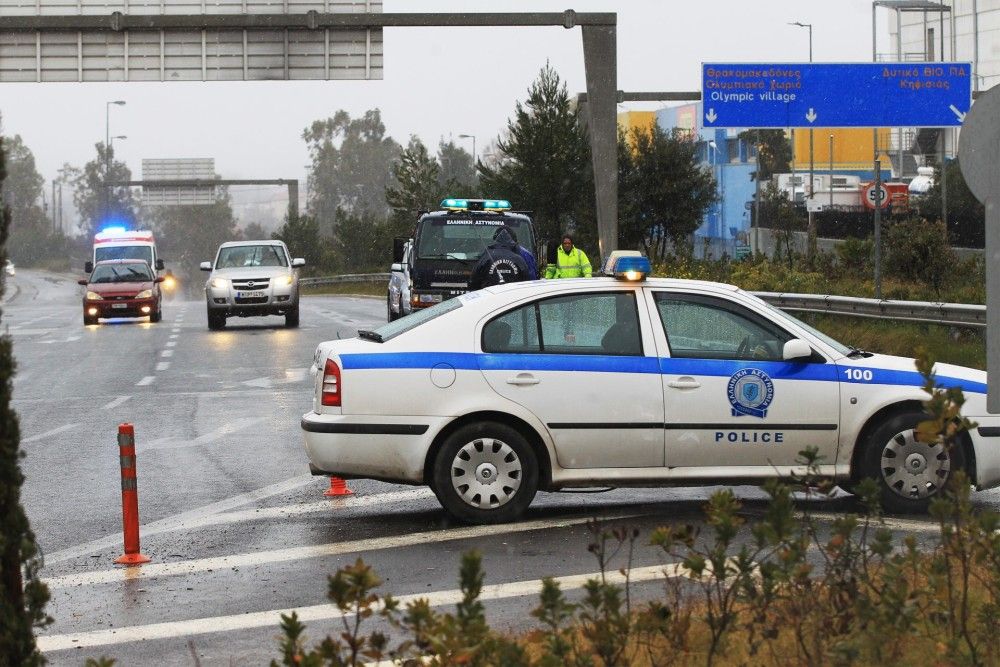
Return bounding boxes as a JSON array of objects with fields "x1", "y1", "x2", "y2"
[
  {"x1": 415, "y1": 216, "x2": 535, "y2": 260},
  {"x1": 216, "y1": 245, "x2": 288, "y2": 269},
  {"x1": 91, "y1": 263, "x2": 154, "y2": 283}
]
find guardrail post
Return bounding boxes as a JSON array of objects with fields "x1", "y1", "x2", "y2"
[{"x1": 114, "y1": 423, "x2": 151, "y2": 565}]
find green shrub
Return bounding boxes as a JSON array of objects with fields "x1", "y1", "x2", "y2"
[
  {"x1": 884, "y1": 217, "x2": 957, "y2": 296},
  {"x1": 836, "y1": 236, "x2": 873, "y2": 274}
]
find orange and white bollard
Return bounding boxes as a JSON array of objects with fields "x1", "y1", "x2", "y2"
[
  {"x1": 114, "y1": 423, "x2": 151, "y2": 565},
  {"x1": 323, "y1": 476, "x2": 354, "y2": 497}
]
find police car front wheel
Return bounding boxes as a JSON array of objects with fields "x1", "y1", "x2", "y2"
[
  {"x1": 432, "y1": 422, "x2": 538, "y2": 524},
  {"x1": 861, "y1": 410, "x2": 966, "y2": 514}
]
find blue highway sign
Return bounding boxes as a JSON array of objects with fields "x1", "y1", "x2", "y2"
[{"x1": 702, "y1": 62, "x2": 971, "y2": 128}]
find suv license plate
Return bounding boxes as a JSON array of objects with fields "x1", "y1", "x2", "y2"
[
  {"x1": 112, "y1": 303, "x2": 128, "y2": 309},
  {"x1": 238, "y1": 290, "x2": 265, "y2": 298}
]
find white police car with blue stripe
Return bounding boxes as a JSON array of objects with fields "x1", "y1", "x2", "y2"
[{"x1": 301, "y1": 252, "x2": 1000, "y2": 523}]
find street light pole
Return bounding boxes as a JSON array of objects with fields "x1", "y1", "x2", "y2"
[
  {"x1": 105, "y1": 100, "x2": 126, "y2": 223},
  {"x1": 790, "y1": 21, "x2": 815, "y2": 259},
  {"x1": 457, "y1": 133, "x2": 476, "y2": 171}
]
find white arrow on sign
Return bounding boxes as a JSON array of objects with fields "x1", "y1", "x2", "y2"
[
  {"x1": 805, "y1": 108, "x2": 818, "y2": 123},
  {"x1": 705, "y1": 108, "x2": 718, "y2": 123},
  {"x1": 949, "y1": 104, "x2": 966, "y2": 122}
]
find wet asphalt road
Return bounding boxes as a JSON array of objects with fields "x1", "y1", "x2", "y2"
[{"x1": 6, "y1": 268, "x2": 1000, "y2": 666}]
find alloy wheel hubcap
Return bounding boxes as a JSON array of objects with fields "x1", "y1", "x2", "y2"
[
  {"x1": 450, "y1": 437, "x2": 522, "y2": 509},
  {"x1": 880, "y1": 429, "x2": 951, "y2": 499}
]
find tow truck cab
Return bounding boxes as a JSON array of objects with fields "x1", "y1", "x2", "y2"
[{"x1": 391, "y1": 198, "x2": 537, "y2": 313}]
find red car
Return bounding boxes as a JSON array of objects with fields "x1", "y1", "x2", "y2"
[{"x1": 79, "y1": 259, "x2": 164, "y2": 325}]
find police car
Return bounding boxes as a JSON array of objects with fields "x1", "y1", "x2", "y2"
[{"x1": 301, "y1": 252, "x2": 1000, "y2": 523}]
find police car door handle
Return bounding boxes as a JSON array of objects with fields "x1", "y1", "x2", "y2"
[
  {"x1": 506, "y1": 373, "x2": 540, "y2": 386},
  {"x1": 668, "y1": 377, "x2": 701, "y2": 389}
]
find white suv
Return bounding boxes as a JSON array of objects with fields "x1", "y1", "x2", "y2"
[{"x1": 201, "y1": 240, "x2": 304, "y2": 330}]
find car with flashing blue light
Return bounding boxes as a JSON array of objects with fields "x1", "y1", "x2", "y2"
[
  {"x1": 302, "y1": 251, "x2": 1000, "y2": 524},
  {"x1": 387, "y1": 198, "x2": 537, "y2": 321}
]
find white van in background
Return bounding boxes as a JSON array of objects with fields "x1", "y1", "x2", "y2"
[{"x1": 85, "y1": 228, "x2": 164, "y2": 274}]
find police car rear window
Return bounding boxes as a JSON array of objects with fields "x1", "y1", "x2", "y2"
[{"x1": 365, "y1": 298, "x2": 463, "y2": 342}]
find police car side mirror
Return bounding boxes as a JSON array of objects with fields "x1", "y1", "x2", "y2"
[
  {"x1": 783, "y1": 339, "x2": 813, "y2": 361},
  {"x1": 391, "y1": 263, "x2": 403, "y2": 272},
  {"x1": 200, "y1": 262, "x2": 212, "y2": 271}
]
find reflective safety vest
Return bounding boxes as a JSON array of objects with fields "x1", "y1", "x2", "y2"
[{"x1": 545, "y1": 246, "x2": 592, "y2": 279}]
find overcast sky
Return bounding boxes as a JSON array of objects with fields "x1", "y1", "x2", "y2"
[{"x1": 0, "y1": 0, "x2": 886, "y2": 212}]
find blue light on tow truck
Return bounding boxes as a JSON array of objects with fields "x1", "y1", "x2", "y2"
[
  {"x1": 441, "y1": 198, "x2": 469, "y2": 209},
  {"x1": 481, "y1": 199, "x2": 511, "y2": 210}
]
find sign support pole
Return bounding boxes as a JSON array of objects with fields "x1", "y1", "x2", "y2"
[
  {"x1": 988, "y1": 191, "x2": 1000, "y2": 413},
  {"x1": 873, "y1": 158, "x2": 882, "y2": 300}
]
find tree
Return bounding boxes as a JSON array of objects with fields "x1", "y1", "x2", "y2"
[
  {"x1": 73, "y1": 142, "x2": 139, "y2": 239},
  {"x1": 479, "y1": 64, "x2": 595, "y2": 253},
  {"x1": 145, "y1": 190, "x2": 240, "y2": 294},
  {"x1": 759, "y1": 182, "x2": 803, "y2": 266},
  {"x1": 330, "y1": 208, "x2": 388, "y2": 272},
  {"x1": 738, "y1": 129, "x2": 791, "y2": 182},
  {"x1": 385, "y1": 137, "x2": 443, "y2": 240},
  {"x1": 0, "y1": 133, "x2": 50, "y2": 667},
  {"x1": 241, "y1": 222, "x2": 270, "y2": 241},
  {"x1": 272, "y1": 213, "x2": 324, "y2": 271},
  {"x1": 437, "y1": 139, "x2": 476, "y2": 194},
  {"x1": 0, "y1": 135, "x2": 68, "y2": 267},
  {"x1": 916, "y1": 159, "x2": 985, "y2": 248},
  {"x1": 618, "y1": 125, "x2": 717, "y2": 261},
  {"x1": 303, "y1": 109, "x2": 401, "y2": 231}
]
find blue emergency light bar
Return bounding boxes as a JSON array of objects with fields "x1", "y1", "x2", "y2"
[
  {"x1": 611, "y1": 255, "x2": 651, "y2": 281},
  {"x1": 440, "y1": 198, "x2": 512, "y2": 211},
  {"x1": 481, "y1": 199, "x2": 512, "y2": 210},
  {"x1": 441, "y1": 198, "x2": 469, "y2": 209}
]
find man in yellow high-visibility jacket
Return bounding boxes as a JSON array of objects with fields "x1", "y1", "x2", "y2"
[{"x1": 545, "y1": 235, "x2": 592, "y2": 279}]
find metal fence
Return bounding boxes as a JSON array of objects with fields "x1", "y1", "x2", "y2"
[{"x1": 298, "y1": 273, "x2": 987, "y2": 329}]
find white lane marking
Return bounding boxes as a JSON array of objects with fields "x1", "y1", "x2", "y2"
[
  {"x1": 21, "y1": 423, "x2": 76, "y2": 443},
  {"x1": 166, "y1": 340, "x2": 177, "y2": 347},
  {"x1": 140, "y1": 416, "x2": 268, "y2": 451},
  {"x1": 44, "y1": 474, "x2": 315, "y2": 565},
  {"x1": 155, "y1": 361, "x2": 170, "y2": 371},
  {"x1": 136, "y1": 376, "x2": 155, "y2": 386},
  {"x1": 182, "y1": 488, "x2": 437, "y2": 530},
  {"x1": 168, "y1": 334, "x2": 178, "y2": 339},
  {"x1": 64, "y1": 336, "x2": 81, "y2": 342},
  {"x1": 160, "y1": 349, "x2": 173, "y2": 357},
  {"x1": 43, "y1": 514, "x2": 626, "y2": 590},
  {"x1": 100, "y1": 396, "x2": 131, "y2": 411},
  {"x1": 171, "y1": 329, "x2": 180, "y2": 334},
  {"x1": 810, "y1": 511, "x2": 941, "y2": 534},
  {"x1": 37, "y1": 563, "x2": 684, "y2": 652}
]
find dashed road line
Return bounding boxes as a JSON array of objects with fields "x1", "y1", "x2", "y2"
[
  {"x1": 101, "y1": 396, "x2": 131, "y2": 410},
  {"x1": 42, "y1": 514, "x2": 629, "y2": 590},
  {"x1": 37, "y1": 563, "x2": 683, "y2": 652},
  {"x1": 155, "y1": 361, "x2": 170, "y2": 371},
  {"x1": 21, "y1": 423, "x2": 76, "y2": 443},
  {"x1": 136, "y1": 376, "x2": 155, "y2": 386},
  {"x1": 160, "y1": 349, "x2": 173, "y2": 357},
  {"x1": 166, "y1": 340, "x2": 177, "y2": 347}
]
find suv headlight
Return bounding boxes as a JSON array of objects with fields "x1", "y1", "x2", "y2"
[
  {"x1": 210, "y1": 278, "x2": 228, "y2": 289},
  {"x1": 86, "y1": 291, "x2": 103, "y2": 301},
  {"x1": 278, "y1": 275, "x2": 294, "y2": 287},
  {"x1": 135, "y1": 289, "x2": 153, "y2": 299}
]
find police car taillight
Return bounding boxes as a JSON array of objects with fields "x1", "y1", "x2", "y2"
[{"x1": 321, "y1": 358, "x2": 342, "y2": 406}]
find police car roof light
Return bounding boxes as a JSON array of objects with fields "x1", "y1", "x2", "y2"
[{"x1": 610, "y1": 255, "x2": 651, "y2": 281}]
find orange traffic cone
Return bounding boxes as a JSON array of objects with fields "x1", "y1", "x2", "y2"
[{"x1": 324, "y1": 476, "x2": 354, "y2": 497}]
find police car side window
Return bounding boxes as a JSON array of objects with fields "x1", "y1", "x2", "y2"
[
  {"x1": 654, "y1": 293, "x2": 791, "y2": 361},
  {"x1": 482, "y1": 292, "x2": 642, "y2": 356}
]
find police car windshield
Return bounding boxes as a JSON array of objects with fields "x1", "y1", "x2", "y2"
[
  {"x1": 415, "y1": 217, "x2": 534, "y2": 261},
  {"x1": 758, "y1": 301, "x2": 852, "y2": 357},
  {"x1": 365, "y1": 297, "x2": 464, "y2": 342}
]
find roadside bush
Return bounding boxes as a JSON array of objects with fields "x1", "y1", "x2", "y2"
[
  {"x1": 272, "y1": 352, "x2": 1000, "y2": 667},
  {"x1": 836, "y1": 236, "x2": 873, "y2": 274},
  {"x1": 884, "y1": 217, "x2": 957, "y2": 297}
]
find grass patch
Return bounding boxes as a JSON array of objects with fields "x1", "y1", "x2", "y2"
[{"x1": 797, "y1": 312, "x2": 985, "y2": 370}]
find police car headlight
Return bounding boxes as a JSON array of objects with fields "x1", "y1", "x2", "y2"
[{"x1": 85, "y1": 291, "x2": 103, "y2": 301}]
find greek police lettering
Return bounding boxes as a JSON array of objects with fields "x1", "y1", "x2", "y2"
[
  {"x1": 488, "y1": 258, "x2": 519, "y2": 283},
  {"x1": 727, "y1": 368, "x2": 775, "y2": 418},
  {"x1": 714, "y1": 431, "x2": 784, "y2": 444}
]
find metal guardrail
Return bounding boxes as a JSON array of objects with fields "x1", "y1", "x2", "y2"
[
  {"x1": 299, "y1": 273, "x2": 390, "y2": 286},
  {"x1": 298, "y1": 273, "x2": 987, "y2": 328},
  {"x1": 754, "y1": 292, "x2": 986, "y2": 329}
]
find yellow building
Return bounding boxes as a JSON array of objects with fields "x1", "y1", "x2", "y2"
[
  {"x1": 789, "y1": 127, "x2": 893, "y2": 172},
  {"x1": 616, "y1": 111, "x2": 657, "y2": 148}
]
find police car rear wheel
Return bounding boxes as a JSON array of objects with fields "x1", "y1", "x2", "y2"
[
  {"x1": 433, "y1": 422, "x2": 538, "y2": 524},
  {"x1": 862, "y1": 411, "x2": 965, "y2": 514}
]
